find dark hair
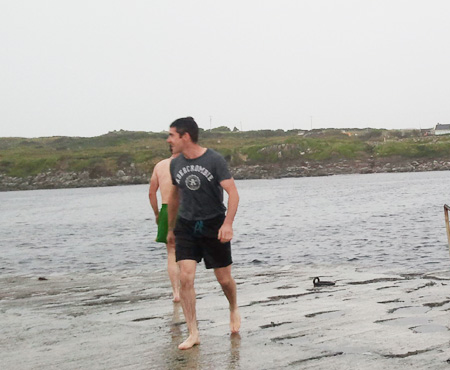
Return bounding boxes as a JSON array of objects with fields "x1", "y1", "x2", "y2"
[{"x1": 170, "y1": 117, "x2": 199, "y2": 143}]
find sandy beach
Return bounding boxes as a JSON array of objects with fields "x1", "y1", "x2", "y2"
[{"x1": 1, "y1": 264, "x2": 449, "y2": 369}]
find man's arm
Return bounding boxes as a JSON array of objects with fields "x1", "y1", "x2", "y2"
[
  {"x1": 218, "y1": 178, "x2": 239, "y2": 243},
  {"x1": 149, "y1": 171, "x2": 160, "y2": 225},
  {"x1": 167, "y1": 184, "x2": 179, "y2": 245}
]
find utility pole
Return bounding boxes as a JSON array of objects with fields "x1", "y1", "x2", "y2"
[
  {"x1": 209, "y1": 116, "x2": 212, "y2": 132},
  {"x1": 310, "y1": 116, "x2": 313, "y2": 130}
]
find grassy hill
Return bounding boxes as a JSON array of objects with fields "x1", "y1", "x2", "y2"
[{"x1": 1, "y1": 128, "x2": 449, "y2": 185}]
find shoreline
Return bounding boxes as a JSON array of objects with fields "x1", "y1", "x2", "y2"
[
  {"x1": 1, "y1": 264, "x2": 449, "y2": 369},
  {"x1": 1, "y1": 157, "x2": 450, "y2": 191}
]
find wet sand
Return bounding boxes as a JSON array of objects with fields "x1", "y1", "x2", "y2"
[{"x1": 1, "y1": 264, "x2": 450, "y2": 369}]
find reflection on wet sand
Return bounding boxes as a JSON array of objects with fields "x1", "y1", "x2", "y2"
[
  {"x1": 170, "y1": 302, "x2": 183, "y2": 342},
  {"x1": 166, "y1": 345, "x2": 201, "y2": 370},
  {"x1": 162, "y1": 302, "x2": 202, "y2": 370},
  {"x1": 164, "y1": 303, "x2": 242, "y2": 369},
  {"x1": 228, "y1": 333, "x2": 241, "y2": 370}
]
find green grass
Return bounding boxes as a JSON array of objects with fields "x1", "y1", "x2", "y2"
[
  {"x1": 1, "y1": 129, "x2": 449, "y2": 178},
  {"x1": 374, "y1": 138, "x2": 450, "y2": 158}
]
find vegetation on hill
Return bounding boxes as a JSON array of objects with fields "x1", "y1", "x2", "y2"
[{"x1": 0, "y1": 128, "x2": 449, "y2": 180}]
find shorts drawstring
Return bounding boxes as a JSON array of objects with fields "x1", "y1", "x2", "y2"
[{"x1": 193, "y1": 220, "x2": 204, "y2": 236}]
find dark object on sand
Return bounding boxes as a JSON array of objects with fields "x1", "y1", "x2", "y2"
[
  {"x1": 38, "y1": 277, "x2": 48, "y2": 281},
  {"x1": 313, "y1": 277, "x2": 335, "y2": 287}
]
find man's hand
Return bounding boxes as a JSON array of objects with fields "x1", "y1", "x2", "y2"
[
  {"x1": 155, "y1": 214, "x2": 159, "y2": 225},
  {"x1": 218, "y1": 223, "x2": 233, "y2": 243}
]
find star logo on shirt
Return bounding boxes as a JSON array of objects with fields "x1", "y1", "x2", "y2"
[{"x1": 186, "y1": 174, "x2": 201, "y2": 191}]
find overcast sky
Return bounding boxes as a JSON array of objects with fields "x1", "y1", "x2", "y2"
[{"x1": 1, "y1": 1, "x2": 450, "y2": 138}]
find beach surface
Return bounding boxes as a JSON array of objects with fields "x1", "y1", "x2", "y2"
[{"x1": 1, "y1": 264, "x2": 450, "y2": 369}]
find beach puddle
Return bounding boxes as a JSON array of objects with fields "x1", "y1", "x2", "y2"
[
  {"x1": 411, "y1": 324, "x2": 449, "y2": 333},
  {"x1": 376, "y1": 316, "x2": 429, "y2": 327},
  {"x1": 260, "y1": 321, "x2": 292, "y2": 329},
  {"x1": 388, "y1": 306, "x2": 429, "y2": 315},
  {"x1": 271, "y1": 332, "x2": 309, "y2": 345},
  {"x1": 305, "y1": 310, "x2": 344, "y2": 319}
]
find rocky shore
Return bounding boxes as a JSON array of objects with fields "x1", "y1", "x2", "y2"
[
  {"x1": 1, "y1": 157, "x2": 450, "y2": 191},
  {"x1": 0, "y1": 170, "x2": 149, "y2": 191},
  {"x1": 231, "y1": 157, "x2": 450, "y2": 180}
]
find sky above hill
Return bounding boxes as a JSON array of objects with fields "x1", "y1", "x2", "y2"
[{"x1": 1, "y1": 0, "x2": 450, "y2": 138}]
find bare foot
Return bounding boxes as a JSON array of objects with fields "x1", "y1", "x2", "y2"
[
  {"x1": 230, "y1": 308, "x2": 241, "y2": 333},
  {"x1": 178, "y1": 334, "x2": 200, "y2": 350}
]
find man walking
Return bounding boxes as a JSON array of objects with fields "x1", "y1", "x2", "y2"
[
  {"x1": 167, "y1": 117, "x2": 240, "y2": 350},
  {"x1": 149, "y1": 151, "x2": 180, "y2": 302}
]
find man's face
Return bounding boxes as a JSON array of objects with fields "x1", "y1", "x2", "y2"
[{"x1": 167, "y1": 127, "x2": 184, "y2": 154}]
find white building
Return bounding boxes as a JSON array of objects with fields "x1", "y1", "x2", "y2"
[{"x1": 433, "y1": 123, "x2": 450, "y2": 136}]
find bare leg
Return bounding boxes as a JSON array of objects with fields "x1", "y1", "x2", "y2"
[
  {"x1": 178, "y1": 260, "x2": 200, "y2": 350},
  {"x1": 214, "y1": 265, "x2": 241, "y2": 333},
  {"x1": 166, "y1": 239, "x2": 180, "y2": 302}
]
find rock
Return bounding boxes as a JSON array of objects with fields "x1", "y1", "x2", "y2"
[{"x1": 2, "y1": 157, "x2": 450, "y2": 191}]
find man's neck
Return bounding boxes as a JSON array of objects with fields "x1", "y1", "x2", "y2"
[{"x1": 182, "y1": 144, "x2": 207, "y2": 159}]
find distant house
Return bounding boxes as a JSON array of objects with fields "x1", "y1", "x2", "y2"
[{"x1": 433, "y1": 123, "x2": 450, "y2": 136}]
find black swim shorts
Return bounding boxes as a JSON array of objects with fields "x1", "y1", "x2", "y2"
[{"x1": 174, "y1": 214, "x2": 232, "y2": 269}]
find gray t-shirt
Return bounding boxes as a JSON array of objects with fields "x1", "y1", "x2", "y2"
[{"x1": 170, "y1": 149, "x2": 232, "y2": 221}]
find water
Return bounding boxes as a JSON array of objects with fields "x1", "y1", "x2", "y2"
[{"x1": 1, "y1": 171, "x2": 449, "y2": 276}]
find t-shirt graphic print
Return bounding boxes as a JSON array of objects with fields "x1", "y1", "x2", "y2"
[{"x1": 170, "y1": 149, "x2": 231, "y2": 221}]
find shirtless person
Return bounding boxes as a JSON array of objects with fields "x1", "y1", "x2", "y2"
[
  {"x1": 166, "y1": 117, "x2": 240, "y2": 350},
  {"x1": 149, "y1": 151, "x2": 180, "y2": 302}
]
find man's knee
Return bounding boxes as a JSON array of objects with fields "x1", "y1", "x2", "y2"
[
  {"x1": 179, "y1": 265, "x2": 195, "y2": 288},
  {"x1": 215, "y1": 269, "x2": 233, "y2": 287}
]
